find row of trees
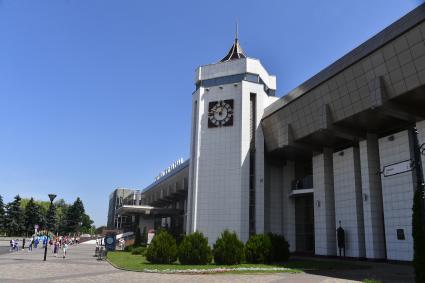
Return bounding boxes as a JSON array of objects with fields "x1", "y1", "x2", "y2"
[{"x1": 0, "y1": 195, "x2": 95, "y2": 236}]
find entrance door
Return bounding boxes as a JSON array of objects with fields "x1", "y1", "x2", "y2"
[{"x1": 295, "y1": 194, "x2": 314, "y2": 253}]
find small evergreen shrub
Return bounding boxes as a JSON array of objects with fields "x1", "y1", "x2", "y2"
[
  {"x1": 141, "y1": 226, "x2": 147, "y2": 244},
  {"x1": 134, "y1": 227, "x2": 142, "y2": 246},
  {"x1": 245, "y1": 234, "x2": 272, "y2": 263},
  {"x1": 145, "y1": 230, "x2": 177, "y2": 264},
  {"x1": 131, "y1": 246, "x2": 146, "y2": 255},
  {"x1": 268, "y1": 233, "x2": 290, "y2": 262},
  {"x1": 124, "y1": 245, "x2": 134, "y2": 252},
  {"x1": 413, "y1": 188, "x2": 425, "y2": 283},
  {"x1": 178, "y1": 231, "x2": 212, "y2": 265},
  {"x1": 212, "y1": 230, "x2": 244, "y2": 265}
]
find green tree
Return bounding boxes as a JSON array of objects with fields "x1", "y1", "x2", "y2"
[
  {"x1": 81, "y1": 213, "x2": 93, "y2": 231},
  {"x1": 413, "y1": 189, "x2": 425, "y2": 283},
  {"x1": 0, "y1": 195, "x2": 5, "y2": 233},
  {"x1": 64, "y1": 197, "x2": 85, "y2": 233},
  {"x1": 45, "y1": 202, "x2": 56, "y2": 232},
  {"x1": 5, "y1": 195, "x2": 25, "y2": 236},
  {"x1": 54, "y1": 199, "x2": 69, "y2": 233},
  {"x1": 24, "y1": 197, "x2": 45, "y2": 235}
]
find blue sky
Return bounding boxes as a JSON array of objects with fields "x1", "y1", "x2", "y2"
[{"x1": 0, "y1": 0, "x2": 421, "y2": 226}]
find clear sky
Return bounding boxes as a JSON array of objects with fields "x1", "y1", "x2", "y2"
[{"x1": 0, "y1": 0, "x2": 422, "y2": 226}]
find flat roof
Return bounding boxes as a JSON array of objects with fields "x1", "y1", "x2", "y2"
[
  {"x1": 141, "y1": 159, "x2": 190, "y2": 193},
  {"x1": 264, "y1": 3, "x2": 425, "y2": 118}
]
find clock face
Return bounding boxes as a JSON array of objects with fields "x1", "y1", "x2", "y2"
[{"x1": 208, "y1": 99, "x2": 234, "y2": 128}]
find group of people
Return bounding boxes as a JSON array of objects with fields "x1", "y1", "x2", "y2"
[{"x1": 8, "y1": 234, "x2": 80, "y2": 259}]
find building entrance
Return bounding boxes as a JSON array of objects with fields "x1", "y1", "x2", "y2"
[{"x1": 295, "y1": 194, "x2": 314, "y2": 253}]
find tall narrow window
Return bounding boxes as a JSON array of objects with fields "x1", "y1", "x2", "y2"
[{"x1": 249, "y1": 93, "x2": 256, "y2": 236}]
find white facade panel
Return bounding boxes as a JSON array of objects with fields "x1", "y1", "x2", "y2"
[
  {"x1": 379, "y1": 130, "x2": 415, "y2": 261},
  {"x1": 333, "y1": 147, "x2": 365, "y2": 258}
]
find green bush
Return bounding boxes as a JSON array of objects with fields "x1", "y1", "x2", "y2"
[
  {"x1": 268, "y1": 233, "x2": 290, "y2": 262},
  {"x1": 413, "y1": 188, "x2": 425, "y2": 283},
  {"x1": 124, "y1": 245, "x2": 134, "y2": 252},
  {"x1": 212, "y1": 230, "x2": 244, "y2": 265},
  {"x1": 178, "y1": 231, "x2": 212, "y2": 265},
  {"x1": 141, "y1": 226, "x2": 147, "y2": 244},
  {"x1": 134, "y1": 227, "x2": 142, "y2": 247},
  {"x1": 245, "y1": 234, "x2": 272, "y2": 263},
  {"x1": 131, "y1": 246, "x2": 146, "y2": 255},
  {"x1": 145, "y1": 230, "x2": 177, "y2": 264}
]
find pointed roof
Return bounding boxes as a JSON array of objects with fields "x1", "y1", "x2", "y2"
[
  {"x1": 220, "y1": 39, "x2": 246, "y2": 62},
  {"x1": 220, "y1": 23, "x2": 246, "y2": 62}
]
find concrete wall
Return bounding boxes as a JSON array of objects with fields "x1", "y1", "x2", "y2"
[
  {"x1": 282, "y1": 161, "x2": 296, "y2": 252},
  {"x1": 313, "y1": 148, "x2": 336, "y2": 256},
  {"x1": 333, "y1": 147, "x2": 366, "y2": 258},
  {"x1": 379, "y1": 130, "x2": 415, "y2": 261},
  {"x1": 417, "y1": 120, "x2": 425, "y2": 185},
  {"x1": 359, "y1": 134, "x2": 386, "y2": 259}
]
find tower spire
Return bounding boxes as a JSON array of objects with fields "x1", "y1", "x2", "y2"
[
  {"x1": 235, "y1": 21, "x2": 239, "y2": 41},
  {"x1": 220, "y1": 22, "x2": 246, "y2": 62}
]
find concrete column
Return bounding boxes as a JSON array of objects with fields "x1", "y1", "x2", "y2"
[
  {"x1": 359, "y1": 134, "x2": 386, "y2": 259},
  {"x1": 313, "y1": 148, "x2": 336, "y2": 256},
  {"x1": 379, "y1": 131, "x2": 415, "y2": 261},
  {"x1": 265, "y1": 164, "x2": 283, "y2": 234},
  {"x1": 417, "y1": 120, "x2": 425, "y2": 182},
  {"x1": 255, "y1": 143, "x2": 265, "y2": 235},
  {"x1": 333, "y1": 147, "x2": 366, "y2": 258},
  {"x1": 282, "y1": 161, "x2": 296, "y2": 252}
]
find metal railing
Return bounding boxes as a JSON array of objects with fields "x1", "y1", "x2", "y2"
[{"x1": 291, "y1": 175, "x2": 313, "y2": 190}]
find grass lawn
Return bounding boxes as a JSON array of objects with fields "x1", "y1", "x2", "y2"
[{"x1": 107, "y1": 251, "x2": 370, "y2": 274}]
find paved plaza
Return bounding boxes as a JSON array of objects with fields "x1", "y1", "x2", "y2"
[{"x1": 0, "y1": 243, "x2": 413, "y2": 283}]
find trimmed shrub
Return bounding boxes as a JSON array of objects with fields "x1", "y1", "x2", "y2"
[
  {"x1": 413, "y1": 188, "x2": 425, "y2": 283},
  {"x1": 212, "y1": 230, "x2": 244, "y2": 265},
  {"x1": 141, "y1": 226, "x2": 148, "y2": 244},
  {"x1": 134, "y1": 227, "x2": 142, "y2": 247},
  {"x1": 245, "y1": 234, "x2": 272, "y2": 264},
  {"x1": 268, "y1": 233, "x2": 290, "y2": 262},
  {"x1": 178, "y1": 231, "x2": 212, "y2": 265},
  {"x1": 145, "y1": 230, "x2": 177, "y2": 264},
  {"x1": 124, "y1": 245, "x2": 134, "y2": 252},
  {"x1": 131, "y1": 246, "x2": 146, "y2": 255}
]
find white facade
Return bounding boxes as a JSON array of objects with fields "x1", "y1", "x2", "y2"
[
  {"x1": 187, "y1": 55, "x2": 277, "y2": 244},
  {"x1": 184, "y1": 32, "x2": 424, "y2": 260}
]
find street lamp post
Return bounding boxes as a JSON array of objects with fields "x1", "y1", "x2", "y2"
[{"x1": 44, "y1": 194, "x2": 57, "y2": 261}]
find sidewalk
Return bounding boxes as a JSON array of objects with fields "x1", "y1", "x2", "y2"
[{"x1": 0, "y1": 243, "x2": 413, "y2": 283}]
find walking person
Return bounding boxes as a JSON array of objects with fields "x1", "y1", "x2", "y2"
[
  {"x1": 28, "y1": 238, "x2": 33, "y2": 252},
  {"x1": 54, "y1": 241, "x2": 59, "y2": 257},
  {"x1": 22, "y1": 238, "x2": 26, "y2": 250},
  {"x1": 62, "y1": 243, "x2": 68, "y2": 259}
]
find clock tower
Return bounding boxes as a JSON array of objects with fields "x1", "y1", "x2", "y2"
[{"x1": 186, "y1": 34, "x2": 277, "y2": 243}]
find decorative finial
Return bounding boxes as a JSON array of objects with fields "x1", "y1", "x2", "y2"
[{"x1": 235, "y1": 21, "x2": 239, "y2": 41}]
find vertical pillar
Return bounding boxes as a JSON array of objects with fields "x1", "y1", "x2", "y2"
[
  {"x1": 265, "y1": 164, "x2": 283, "y2": 234},
  {"x1": 359, "y1": 134, "x2": 386, "y2": 259},
  {"x1": 417, "y1": 120, "x2": 425, "y2": 184},
  {"x1": 313, "y1": 148, "x2": 336, "y2": 256},
  {"x1": 379, "y1": 131, "x2": 415, "y2": 261},
  {"x1": 333, "y1": 147, "x2": 366, "y2": 258},
  {"x1": 282, "y1": 161, "x2": 296, "y2": 252}
]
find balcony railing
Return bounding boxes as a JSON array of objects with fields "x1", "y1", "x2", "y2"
[{"x1": 291, "y1": 175, "x2": 313, "y2": 190}]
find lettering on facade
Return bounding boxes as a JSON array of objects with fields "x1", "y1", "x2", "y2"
[{"x1": 155, "y1": 158, "x2": 184, "y2": 181}]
